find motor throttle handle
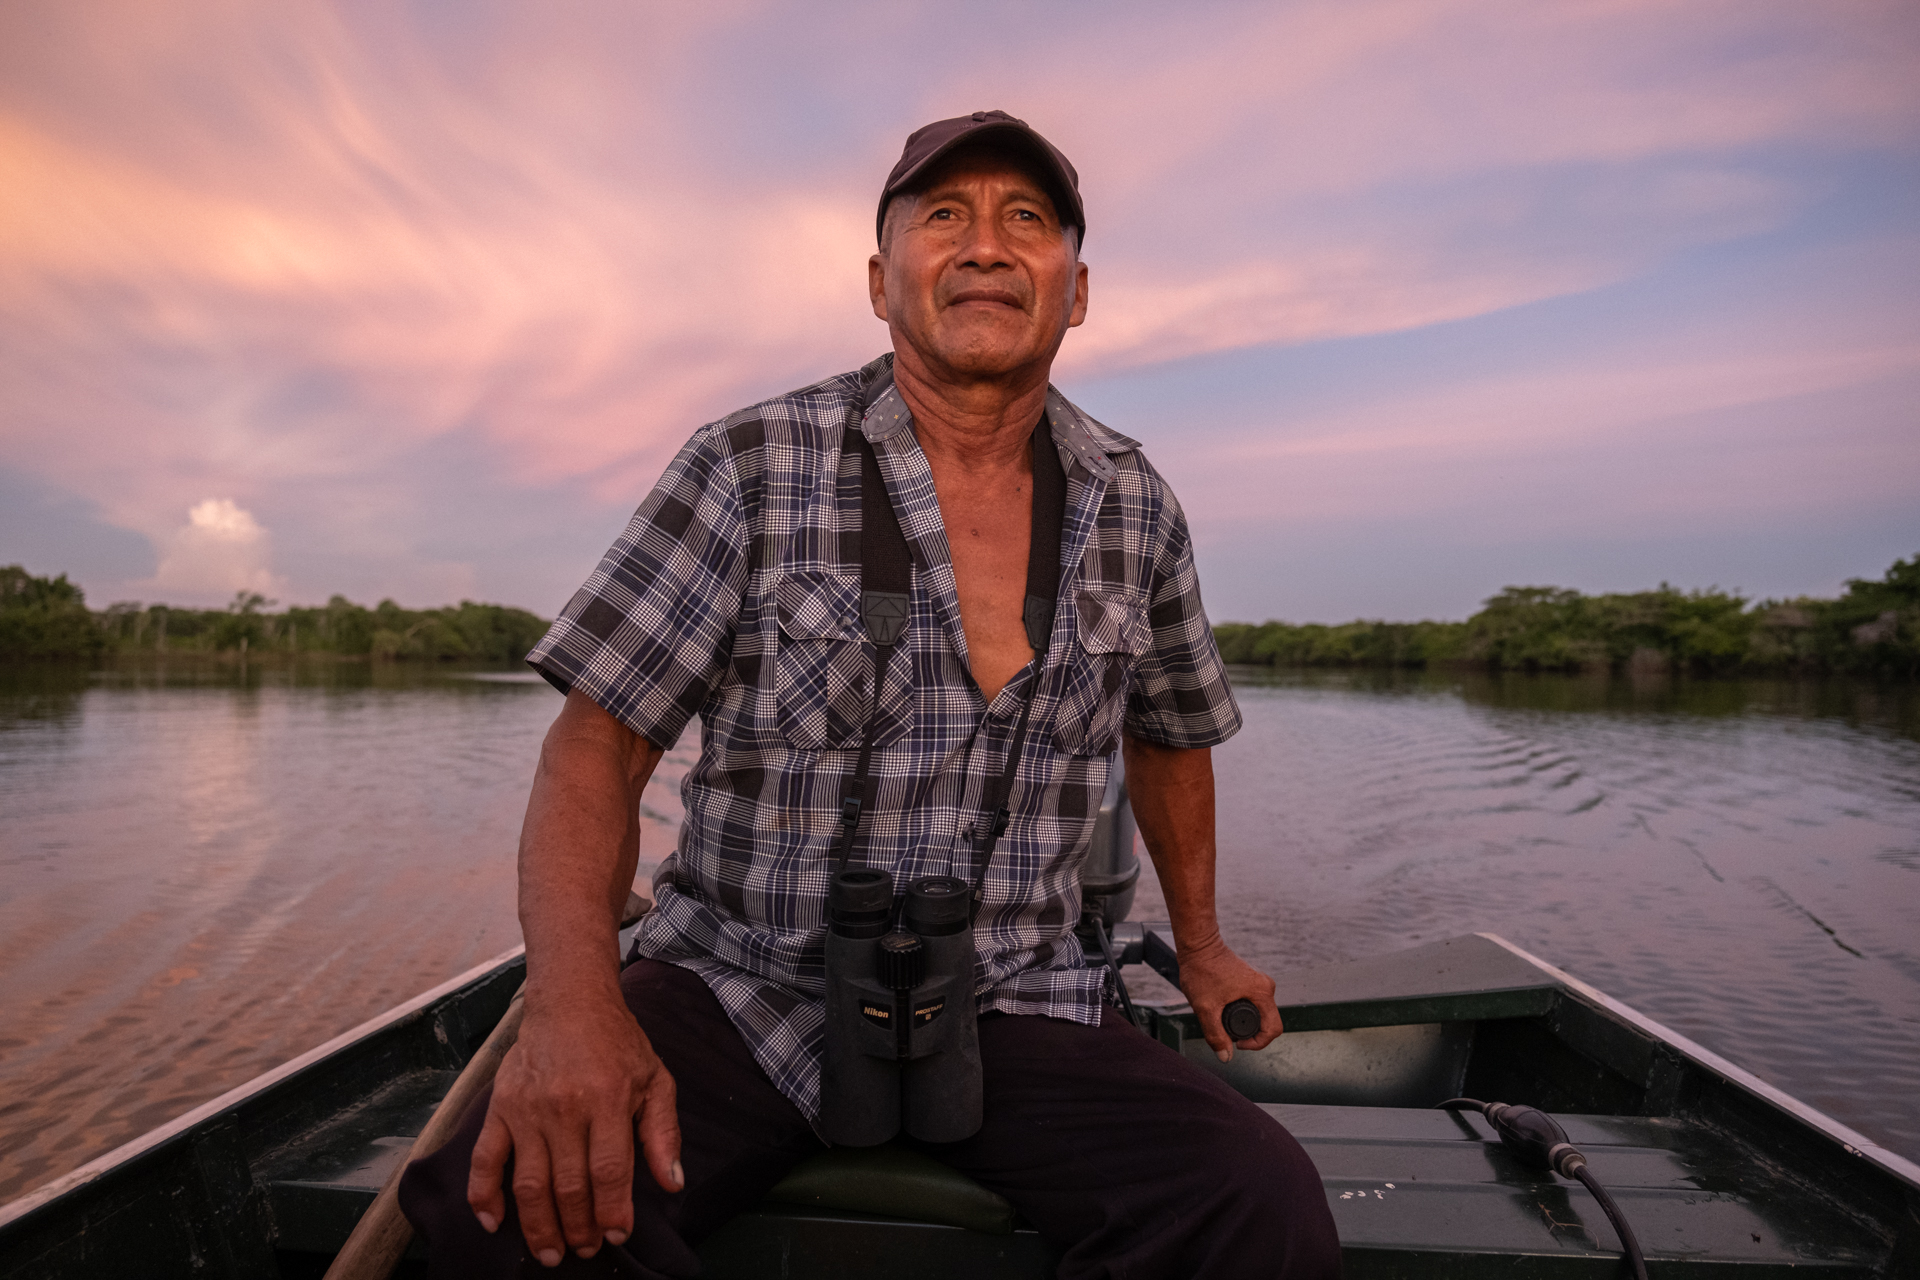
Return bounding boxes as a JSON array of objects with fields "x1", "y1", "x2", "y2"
[{"x1": 1221, "y1": 998, "x2": 1264, "y2": 1041}]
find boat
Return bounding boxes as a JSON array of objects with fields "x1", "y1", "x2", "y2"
[{"x1": 4, "y1": 775, "x2": 1917, "y2": 1277}]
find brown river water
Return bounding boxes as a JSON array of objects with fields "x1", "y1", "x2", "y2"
[{"x1": 1, "y1": 659, "x2": 1916, "y2": 1204}]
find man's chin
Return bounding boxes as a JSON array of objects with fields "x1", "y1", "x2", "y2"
[{"x1": 909, "y1": 332, "x2": 1054, "y2": 383}]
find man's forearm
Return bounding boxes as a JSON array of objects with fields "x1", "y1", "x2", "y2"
[
  {"x1": 1120, "y1": 733, "x2": 1223, "y2": 958},
  {"x1": 1122, "y1": 733, "x2": 1280, "y2": 1057},
  {"x1": 518, "y1": 690, "x2": 665, "y2": 1008}
]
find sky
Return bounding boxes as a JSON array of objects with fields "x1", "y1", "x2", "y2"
[{"x1": 2, "y1": 0, "x2": 1916, "y2": 623}]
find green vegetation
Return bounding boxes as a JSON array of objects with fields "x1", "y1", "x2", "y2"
[
  {"x1": 9, "y1": 552, "x2": 1917, "y2": 677},
  {"x1": 1214, "y1": 553, "x2": 1920, "y2": 678},
  {"x1": 2, "y1": 566, "x2": 549, "y2": 662},
  {"x1": 0, "y1": 567, "x2": 109, "y2": 659}
]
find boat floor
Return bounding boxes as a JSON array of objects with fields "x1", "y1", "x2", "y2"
[
  {"x1": 12, "y1": 934, "x2": 1909, "y2": 1278},
  {"x1": 259, "y1": 1073, "x2": 1883, "y2": 1278}
]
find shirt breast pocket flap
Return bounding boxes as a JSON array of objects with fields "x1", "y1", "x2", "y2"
[
  {"x1": 774, "y1": 570, "x2": 911, "y2": 751},
  {"x1": 1052, "y1": 588, "x2": 1152, "y2": 757}
]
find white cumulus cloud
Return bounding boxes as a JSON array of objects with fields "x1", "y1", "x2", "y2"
[{"x1": 148, "y1": 498, "x2": 283, "y2": 604}]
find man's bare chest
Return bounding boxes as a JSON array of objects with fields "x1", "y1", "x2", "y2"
[{"x1": 931, "y1": 477, "x2": 1034, "y2": 703}]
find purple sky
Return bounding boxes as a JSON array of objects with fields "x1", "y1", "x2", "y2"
[{"x1": 2, "y1": 1, "x2": 1916, "y2": 622}]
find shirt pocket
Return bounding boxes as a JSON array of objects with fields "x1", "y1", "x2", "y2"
[
  {"x1": 1050, "y1": 588, "x2": 1153, "y2": 757},
  {"x1": 774, "y1": 570, "x2": 912, "y2": 752}
]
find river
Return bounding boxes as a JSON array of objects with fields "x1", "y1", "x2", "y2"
[{"x1": 0, "y1": 658, "x2": 1915, "y2": 1204}]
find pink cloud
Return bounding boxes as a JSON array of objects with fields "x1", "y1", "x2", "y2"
[
  {"x1": 0, "y1": 0, "x2": 1914, "y2": 604},
  {"x1": 1163, "y1": 236, "x2": 1920, "y2": 541}
]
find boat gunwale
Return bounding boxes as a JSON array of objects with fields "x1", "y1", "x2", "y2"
[
  {"x1": 4, "y1": 929, "x2": 1915, "y2": 1252},
  {"x1": 1472, "y1": 932, "x2": 1920, "y2": 1193},
  {"x1": 0, "y1": 943, "x2": 527, "y2": 1230}
]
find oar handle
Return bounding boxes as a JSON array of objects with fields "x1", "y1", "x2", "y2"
[
  {"x1": 322, "y1": 891, "x2": 651, "y2": 1280},
  {"x1": 321, "y1": 988, "x2": 526, "y2": 1280}
]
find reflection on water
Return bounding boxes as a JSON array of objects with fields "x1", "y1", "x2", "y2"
[
  {"x1": 0, "y1": 658, "x2": 692, "y2": 1204},
  {"x1": 1127, "y1": 666, "x2": 1920, "y2": 1165},
  {"x1": 0, "y1": 659, "x2": 1916, "y2": 1204}
]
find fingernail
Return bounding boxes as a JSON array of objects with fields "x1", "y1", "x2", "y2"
[
  {"x1": 1216, "y1": 1048, "x2": 1231, "y2": 1063},
  {"x1": 671, "y1": 1159, "x2": 685, "y2": 1189},
  {"x1": 537, "y1": 1248, "x2": 561, "y2": 1268},
  {"x1": 476, "y1": 1211, "x2": 498, "y2": 1233},
  {"x1": 576, "y1": 1245, "x2": 599, "y2": 1259},
  {"x1": 605, "y1": 1229, "x2": 628, "y2": 1245}
]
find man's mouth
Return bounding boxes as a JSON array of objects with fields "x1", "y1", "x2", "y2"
[{"x1": 945, "y1": 288, "x2": 1024, "y2": 310}]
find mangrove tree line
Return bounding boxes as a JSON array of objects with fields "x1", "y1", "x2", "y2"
[
  {"x1": 1213, "y1": 553, "x2": 1919, "y2": 677},
  {"x1": 1, "y1": 567, "x2": 548, "y2": 662}
]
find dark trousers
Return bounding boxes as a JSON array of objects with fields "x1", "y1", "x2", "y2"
[{"x1": 398, "y1": 960, "x2": 1340, "y2": 1279}]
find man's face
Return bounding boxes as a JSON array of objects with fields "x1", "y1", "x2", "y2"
[{"x1": 869, "y1": 148, "x2": 1088, "y2": 386}]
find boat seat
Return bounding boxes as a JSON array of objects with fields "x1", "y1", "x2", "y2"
[{"x1": 763, "y1": 1142, "x2": 1016, "y2": 1234}]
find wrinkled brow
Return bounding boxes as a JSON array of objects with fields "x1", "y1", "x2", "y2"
[{"x1": 916, "y1": 179, "x2": 1056, "y2": 216}]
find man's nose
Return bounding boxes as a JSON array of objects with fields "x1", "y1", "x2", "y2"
[{"x1": 955, "y1": 214, "x2": 1014, "y2": 270}]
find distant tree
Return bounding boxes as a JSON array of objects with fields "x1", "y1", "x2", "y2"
[
  {"x1": 1462, "y1": 587, "x2": 1605, "y2": 671},
  {"x1": 0, "y1": 566, "x2": 109, "y2": 658},
  {"x1": 210, "y1": 590, "x2": 278, "y2": 651},
  {"x1": 1815, "y1": 554, "x2": 1920, "y2": 675}
]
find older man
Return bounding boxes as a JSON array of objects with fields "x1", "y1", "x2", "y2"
[{"x1": 400, "y1": 111, "x2": 1339, "y2": 1278}]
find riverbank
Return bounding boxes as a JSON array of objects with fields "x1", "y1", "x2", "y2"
[
  {"x1": 1214, "y1": 552, "x2": 1919, "y2": 678},
  {"x1": 6, "y1": 553, "x2": 1917, "y2": 676},
  {"x1": 1, "y1": 566, "x2": 547, "y2": 662}
]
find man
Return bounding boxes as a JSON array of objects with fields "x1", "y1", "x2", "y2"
[{"x1": 401, "y1": 111, "x2": 1340, "y2": 1278}]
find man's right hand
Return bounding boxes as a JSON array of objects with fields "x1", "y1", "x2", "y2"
[{"x1": 466, "y1": 991, "x2": 684, "y2": 1266}]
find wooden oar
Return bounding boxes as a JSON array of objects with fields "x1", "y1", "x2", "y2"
[{"x1": 323, "y1": 892, "x2": 651, "y2": 1280}]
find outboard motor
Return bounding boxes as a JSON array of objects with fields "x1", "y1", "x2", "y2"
[
  {"x1": 1080, "y1": 758, "x2": 1140, "y2": 929},
  {"x1": 1076, "y1": 757, "x2": 1145, "y2": 1024}
]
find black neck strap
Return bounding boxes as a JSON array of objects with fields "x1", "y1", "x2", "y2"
[{"x1": 832, "y1": 370, "x2": 1069, "y2": 895}]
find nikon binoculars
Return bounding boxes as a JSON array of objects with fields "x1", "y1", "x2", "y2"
[{"x1": 820, "y1": 869, "x2": 982, "y2": 1146}]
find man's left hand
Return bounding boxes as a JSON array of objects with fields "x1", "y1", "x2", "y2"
[{"x1": 1177, "y1": 935, "x2": 1283, "y2": 1062}]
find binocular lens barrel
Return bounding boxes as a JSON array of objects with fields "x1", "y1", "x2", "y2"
[
  {"x1": 829, "y1": 868, "x2": 894, "y2": 938},
  {"x1": 904, "y1": 874, "x2": 970, "y2": 936}
]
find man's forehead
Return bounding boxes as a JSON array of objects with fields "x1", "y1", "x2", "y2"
[{"x1": 905, "y1": 146, "x2": 1061, "y2": 210}]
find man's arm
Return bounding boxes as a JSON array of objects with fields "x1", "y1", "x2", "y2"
[
  {"x1": 466, "y1": 690, "x2": 678, "y2": 1266},
  {"x1": 1121, "y1": 733, "x2": 1282, "y2": 1061}
]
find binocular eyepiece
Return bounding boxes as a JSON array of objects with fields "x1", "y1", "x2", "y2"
[{"x1": 820, "y1": 869, "x2": 982, "y2": 1146}]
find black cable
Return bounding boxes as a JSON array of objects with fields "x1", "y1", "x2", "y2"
[
  {"x1": 1435, "y1": 1098, "x2": 1648, "y2": 1280},
  {"x1": 1573, "y1": 1162, "x2": 1649, "y2": 1280}
]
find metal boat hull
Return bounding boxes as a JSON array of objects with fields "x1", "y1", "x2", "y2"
[{"x1": 3, "y1": 931, "x2": 1916, "y2": 1277}]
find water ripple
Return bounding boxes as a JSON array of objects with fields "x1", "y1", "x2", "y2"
[{"x1": 1128, "y1": 668, "x2": 1920, "y2": 1163}]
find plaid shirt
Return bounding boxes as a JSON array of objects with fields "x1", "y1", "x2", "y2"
[{"x1": 527, "y1": 354, "x2": 1241, "y2": 1121}]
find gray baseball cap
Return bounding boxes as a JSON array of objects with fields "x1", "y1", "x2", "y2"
[{"x1": 877, "y1": 110, "x2": 1084, "y2": 247}]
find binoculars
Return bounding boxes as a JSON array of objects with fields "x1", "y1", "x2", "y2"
[{"x1": 819, "y1": 869, "x2": 982, "y2": 1146}]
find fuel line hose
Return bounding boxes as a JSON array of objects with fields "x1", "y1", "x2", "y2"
[{"x1": 1437, "y1": 1097, "x2": 1649, "y2": 1280}]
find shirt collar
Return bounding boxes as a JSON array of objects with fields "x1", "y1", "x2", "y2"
[{"x1": 859, "y1": 360, "x2": 1137, "y2": 482}]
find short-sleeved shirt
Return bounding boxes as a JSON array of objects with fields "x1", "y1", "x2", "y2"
[{"x1": 527, "y1": 353, "x2": 1241, "y2": 1121}]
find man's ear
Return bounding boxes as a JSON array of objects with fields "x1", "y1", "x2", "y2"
[
  {"x1": 1068, "y1": 259, "x2": 1089, "y2": 329},
  {"x1": 868, "y1": 253, "x2": 889, "y2": 322}
]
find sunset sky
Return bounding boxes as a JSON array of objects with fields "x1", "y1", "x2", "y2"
[{"x1": 2, "y1": 1, "x2": 1916, "y2": 622}]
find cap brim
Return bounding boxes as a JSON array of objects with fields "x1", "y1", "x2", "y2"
[{"x1": 877, "y1": 123, "x2": 1084, "y2": 246}]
